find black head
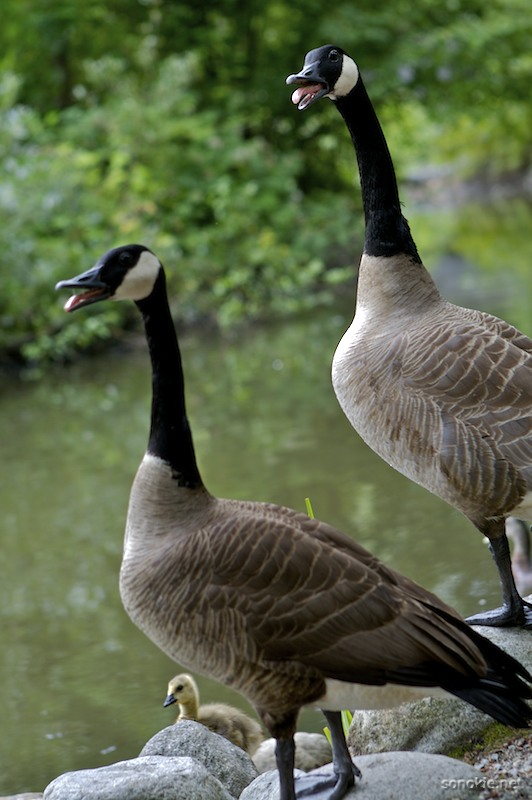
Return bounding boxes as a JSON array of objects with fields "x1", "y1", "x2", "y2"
[
  {"x1": 286, "y1": 45, "x2": 360, "y2": 110},
  {"x1": 55, "y1": 244, "x2": 162, "y2": 312}
]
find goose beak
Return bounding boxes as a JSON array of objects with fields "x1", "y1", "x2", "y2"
[
  {"x1": 163, "y1": 694, "x2": 177, "y2": 708},
  {"x1": 286, "y1": 61, "x2": 329, "y2": 110},
  {"x1": 55, "y1": 265, "x2": 111, "y2": 312}
]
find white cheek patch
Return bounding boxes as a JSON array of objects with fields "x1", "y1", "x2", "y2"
[
  {"x1": 328, "y1": 55, "x2": 360, "y2": 99},
  {"x1": 113, "y1": 251, "x2": 161, "y2": 301}
]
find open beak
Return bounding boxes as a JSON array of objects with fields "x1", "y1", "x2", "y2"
[
  {"x1": 55, "y1": 265, "x2": 111, "y2": 312},
  {"x1": 286, "y1": 60, "x2": 329, "y2": 110},
  {"x1": 163, "y1": 694, "x2": 177, "y2": 708}
]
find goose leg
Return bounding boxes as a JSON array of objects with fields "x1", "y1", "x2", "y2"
[
  {"x1": 466, "y1": 533, "x2": 532, "y2": 628},
  {"x1": 275, "y1": 736, "x2": 297, "y2": 800},
  {"x1": 291, "y1": 711, "x2": 361, "y2": 799},
  {"x1": 323, "y1": 710, "x2": 361, "y2": 798}
]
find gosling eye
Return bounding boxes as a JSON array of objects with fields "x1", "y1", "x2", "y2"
[
  {"x1": 176, "y1": 684, "x2": 184, "y2": 692},
  {"x1": 329, "y1": 49, "x2": 340, "y2": 62}
]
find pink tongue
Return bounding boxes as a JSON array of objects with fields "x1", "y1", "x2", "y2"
[
  {"x1": 64, "y1": 289, "x2": 102, "y2": 312},
  {"x1": 64, "y1": 294, "x2": 83, "y2": 312},
  {"x1": 291, "y1": 83, "x2": 323, "y2": 107},
  {"x1": 291, "y1": 87, "x2": 307, "y2": 105}
]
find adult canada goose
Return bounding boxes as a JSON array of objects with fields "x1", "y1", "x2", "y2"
[
  {"x1": 287, "y1": 45, "x2": 532, "y2": 629},
  {"x1": 163, "y1": 672, "x2": 264, "y2": 755},
  {"x1": 56, "y1": 245, "x2": 532, "y2": 800},
  {"x1": 506, "y1": 518, "x2": 532, "y2": 597}
]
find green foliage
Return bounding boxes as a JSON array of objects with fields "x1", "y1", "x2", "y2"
[
  {"x1": 0, "y1": 0, "x2": 530, "y2": 366},
  {"x1": 0, "y1": 72, "x2": 132, "y2": 365},
  {"x1": 384, "y1": 0, "x2": 532, "y2": 173},
  {"x1": 0, "y1": 51, "x2": 356, "y2": 366},
  {"x1": 447, "y1": 722, "x2": 512, "y2": 760}
]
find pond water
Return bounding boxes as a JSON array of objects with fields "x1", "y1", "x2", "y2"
[{"x1": 0, "y1": 196, "x2": 531, "y2": 794}]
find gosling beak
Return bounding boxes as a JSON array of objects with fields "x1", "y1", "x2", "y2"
[
  {"x1": 286, "y1": 61, "x2": 329, "y2": 110},
  {"x1": 55, "y1": 265, "x2": 111, "y2": 312},
  {"x1": 163, "y1": 694, "x2": 177, "y2": 708}
]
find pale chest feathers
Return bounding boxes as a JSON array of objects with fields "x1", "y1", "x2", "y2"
[
  {"x1": 331, "y1": 304, "x2": 444, "y2": 487},
  {"x1": 354, "y1": 253, "x2": 442, "y2": 318},
  {"x1": 333, "y1": 257, "x2": 438, "y2": 418},
  {"x1": 123, "y1": 454, "x2": 214, "y2": 556},
  {"x1": 332, "y1": 254, "x2": 441, "y2": 445},
  {"x1": 120, "y1": 454, "x2": 218, "y2": 666},
  {"x1": 119, "y1": 456, "x2": 264, "y2": 687},
  {"x1": 332, "y1": 327, "x2": 405, "y2": 460},
  {"x1": 119, "y1": 541, "x2": 243, "y2": 685},
  {"x1": 332, "y1": 311, "x2": 406, "y2": 435}
]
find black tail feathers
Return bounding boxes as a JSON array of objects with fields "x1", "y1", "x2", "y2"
[{"x1": 439, "y1": 613, "x2": 532, "y2": 728}]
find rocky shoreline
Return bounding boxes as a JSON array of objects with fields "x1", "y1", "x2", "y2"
[
  {"x1": 461, "y1": 729, "x2": 532, "y2": 800},
  {"x1": 2, "y1": 623, "x2": 530, "y2": 800}
]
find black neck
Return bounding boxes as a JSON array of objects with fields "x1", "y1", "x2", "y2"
[
  {"x1": 335, "y1": 79, "x2": 421, "y2": 262},
  {"x1": 136, "y1": 272, "x2": 202, "y2": 488}
]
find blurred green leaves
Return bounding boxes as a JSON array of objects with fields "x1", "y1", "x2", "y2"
[
  {"x1": 0, "y1": 49, "x2": 356, "y2": 366},
  {"x1": 0, "y1": 0, "x2": 530, "y2": 366}
]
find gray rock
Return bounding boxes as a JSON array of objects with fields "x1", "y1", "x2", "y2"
[
  {"x1": 347, "y1": 624, "x2": 532, "y2": 756},
  {"x1": 43, "y1": 756, "x2": 234, "y2": 800},
  {"x1": 253, "y1": 732, "x2": 332, "y2": 773},
  {"x1": 140, "y1": 721, "x2": 258, "y2": 797},
  {"x1": 241, "y1": 752, "x2": 485, "y2": 800},
  {"x1": 0, "y1": 796, "x2": 43, "y2": 800},
  {"x1": 43, "y1": 722, "x2": 259, "y2": 800},
  {"x1": 239, "y1": 769, "x2": 306, "y2": 800},
  {"x1": 348, "y1": 696, "x2": 491, "y2": 755}
]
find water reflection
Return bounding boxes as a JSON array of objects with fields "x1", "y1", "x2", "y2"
[{"x1": 0, "y1": 197, "x2": 530, "y2": 793}]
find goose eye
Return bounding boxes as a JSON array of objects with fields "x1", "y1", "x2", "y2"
[
  {"x1": 176, "y1": 684, "x2": 183, "y2": 691},
  {"x1": 329, "y1": 49, "x2": 340, "y2": 62},
  {"x1": 119, "y1": 251, "x2": 133, "y2": 266}
]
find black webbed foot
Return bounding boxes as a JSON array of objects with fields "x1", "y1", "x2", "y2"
[
  {"x1": 466, "y1": 600, "x2": 532, "y2": 629},
  {"x1": 294, "y1": 762, "x2": 362, "y2": 799},
  {"x1": 272, "y1": 711, "x2": 361, "y2": 800}
]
